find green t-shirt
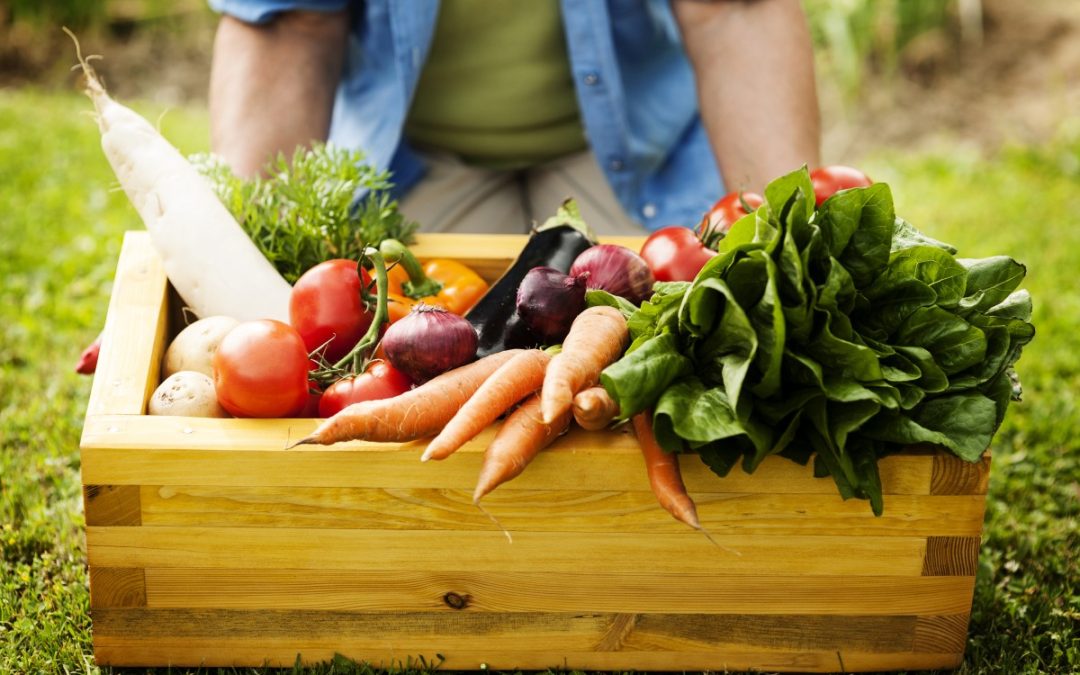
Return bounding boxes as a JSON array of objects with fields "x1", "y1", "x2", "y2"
[{"x1": 404, "y1": 0, "x2": 587, "y2": 169}]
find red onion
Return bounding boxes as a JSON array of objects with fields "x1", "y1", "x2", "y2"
[
  {"x1": 382, "y1": 304, "x2": 478, "y2": 383},
  {"x1": 516, "y1": 266, "x2": 588, "y2": 344},
  {"x1": 569, "y1": 244, "x2": 655, "y2": 305}
]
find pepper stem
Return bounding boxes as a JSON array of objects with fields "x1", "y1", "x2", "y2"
[{"x1": 379, "y1": 238, "x2": 443, "y2": 299}]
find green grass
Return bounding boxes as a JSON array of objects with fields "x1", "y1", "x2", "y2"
[{"x1": 1, "y1": 88, "x2": 1077, "y2": 674}]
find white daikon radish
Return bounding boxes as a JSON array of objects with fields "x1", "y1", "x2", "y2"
[{"x1": 69, "y1": 31, "x2": 291, "y2": 322}]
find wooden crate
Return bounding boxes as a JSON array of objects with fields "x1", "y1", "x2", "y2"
[{"x1": 81, "y1": 231, "x2": 990, "y2": 671}]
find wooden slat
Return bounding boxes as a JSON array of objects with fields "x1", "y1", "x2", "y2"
[
  {"x1": 922, "y1": 536, "x2": 981, "y2": 576},
  {"x1": 914, "y1": 614, "x2": 971, "y2": 654},
  {"x1": 135, "y1": 569, "x2": 976, "y2": 615},
  {"x1": 137, "y1": 485, "x2": 986, "y2": 536},
  {"x1": 85, "y1": 526, "x2": 927, "y2": 575},
  {"x1": 81, "y1": 415, "x2": 940, "y2": 495},
  {"x1": 84, "y1": 231, "x2": 167, "y2": 417},
  {"x1": 84, "y1": 485, "x2": 141, "y2": 526},
  {"x1": 932, "y1": 451, "x2": 992, "y2": 495},
  {"x1": 90, "y1": 609, "x2": 918, "y2": 653},
  {"x1": 91, "y1": 638, "x2": 966, "y2": 671},
  {"x1": 89, "y1": 568, "x2": 146, "y2": 609}
]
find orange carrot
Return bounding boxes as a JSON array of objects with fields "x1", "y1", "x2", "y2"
[
  {"x1": 540, "y1": 306, "x2": 629, "y2": 424},
  {"x1": 294, "y1": 350, "x2": 523, "y2": 446},
  {"x1": 572, "y1": 386, "x2": 620, "y2": 431},
  {"x1": 473, "y1": 393, "x2": 572, "y2": 504},
  {"x1": 632, "y1": 410, "x2": 701, "y2": 530},
  {"x1": 422, "y1": 349, "x2": 551, "y2": 461}
]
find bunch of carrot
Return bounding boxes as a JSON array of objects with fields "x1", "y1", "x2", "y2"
[{"x1": 297, "y1": 305, "x2": 709, "y2": 538}]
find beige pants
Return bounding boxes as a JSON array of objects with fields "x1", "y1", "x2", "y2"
[{"x1": 399, "y1": 151, "x2": 646, "y2": 236}]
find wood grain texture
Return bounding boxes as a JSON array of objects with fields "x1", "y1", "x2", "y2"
[
  {"x1": 84, "y1": 485, "x2": 141, "y2": 526},
  {"x1": 89, "y1": 568, "x2": 146, "y2": 609},
  {"x1": 922, "y1": 536, "x2": 981, "y2": 576},
  {"x1": 914, "y1": 614, "x2": 971, "y2": 654},
  {"x1": 136, "y1": 485, "x2": 986, "y2": 537},
  {"x1": 131, "y1": 569, "x2": 976, "y2": 615},
  {"x1": 80, "y1": 415, "x2": 940, "y2": 496},
  {"x1": 84, "y1": 231, "x2": 167, "y2": 417},
  {"x1": 85, "y1": 526, "x2": 927, "y2": 576},
  {"x1": 931, "y1": 451, "x2": 992, "y2": 495}
]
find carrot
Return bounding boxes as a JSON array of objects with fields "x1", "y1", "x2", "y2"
[
  {"x1": 473, "y1": 393, "x2": 572, "y2": 504},
  {"x1": 572, "y1": 386, "x2": 619, "y2": 431},
  {"x1": 421, "y1": 349, "x2": 551, "y2": 461},
  {"x1": 293, "y1": 350, "x2": 523, "y2": 446},
  {"x1": 540, "y1": 306, "x2": 629, "y2": 424},
  {"x1": 632, "y1": 410, "x2": 701, "y2": 529}
]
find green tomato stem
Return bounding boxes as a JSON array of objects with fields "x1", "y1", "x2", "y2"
[{"x1": 332, "y1": 247, "x2": 390, "y2": 374}]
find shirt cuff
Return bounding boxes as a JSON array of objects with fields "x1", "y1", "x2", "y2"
[{"x1": 208, "y1": 0, "x2": 349, "y2": 24}]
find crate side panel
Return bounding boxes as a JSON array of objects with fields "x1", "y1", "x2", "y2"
[
  {"x1": 86, "y1": 526, "x2": 927, "y2": 576},
  {"x1": 931, "y1": 452, "x2": 991, "y2": 495},
  {"x1": 922, "y1": 536, "x2": 981, "y2": 576},
  {"x1": 89, "y1": 568, "x2": 146, "y2": 609},
  {"x1": 141, "y1": 569, "x2": 977, "y2": 615},
  {"x1": 84, "y1": 485, "x2": 141, "y2": 526},
  {"x1": 85, "y1": 231, "x2": 168, "y2": 417},
  {"x1": 137, "y1": 485, "x2": 986, "y2": 536}
]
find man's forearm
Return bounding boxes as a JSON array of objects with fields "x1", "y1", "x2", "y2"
[
  {"x1": 209, "y1": 11, "x2": 348, "y2": 177},
  {"x1": 674, "y1": 0, "x2": 820, "y2": 192}
]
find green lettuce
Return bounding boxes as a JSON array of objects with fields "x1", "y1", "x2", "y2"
[{"x1": 601, "y1": 167, "x2": 1034, "y2": 514}]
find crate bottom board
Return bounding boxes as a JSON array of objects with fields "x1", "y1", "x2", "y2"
[{"x1": 90, "y1": 609, "x2": 968, "y2": 671}]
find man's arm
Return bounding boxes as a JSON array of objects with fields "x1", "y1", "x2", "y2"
[
  {"x1": 673, "y1": 0, "x2": 820, "y2": 192},
  {"x1": 209, "y1": 10, "x2": 349, "y2": 177}
]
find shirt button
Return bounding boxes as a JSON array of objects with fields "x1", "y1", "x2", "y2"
[
  {"x1": 609, "y1": 158, "x2": 625, "y2": 172},
  {"x1": 583, "y1": 72, "x2": 600, "y2": 86},
  {"x1": 642, "y1": 203, "x2": 657, "y2": 219}
]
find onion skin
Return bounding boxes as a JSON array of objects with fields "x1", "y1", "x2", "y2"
[
  {"x1": 383, "y1": 304, "x2": 478, "y2": 383},
  {"x1": 516, "y1": 266, "x2": 588, "y2": 345},
  {"x1": 570, "y1": 244, "x2": 655, "y2": 305}
]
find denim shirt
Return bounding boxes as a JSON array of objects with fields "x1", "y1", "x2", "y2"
[{"x1": 210, "y1": 0, "x2": 724, "y2": 230}]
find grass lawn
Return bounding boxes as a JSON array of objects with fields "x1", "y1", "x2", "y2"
[{"x1": 1, "y1": 88, "x2": 1076, "y2": 674}]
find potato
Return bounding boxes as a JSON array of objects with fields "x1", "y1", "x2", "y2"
[
  {"x1": 148, "y1": 371, "x2": 229, "y2": 418},
  {"x1": 162, "y1": 315, "x2": 239, "y2": 378}
]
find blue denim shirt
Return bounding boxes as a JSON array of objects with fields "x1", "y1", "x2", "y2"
[{"x1": 210, "y1": 0, "x2": 724, "y2": 230}]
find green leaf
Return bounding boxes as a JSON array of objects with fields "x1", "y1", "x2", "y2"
[
  {"x1": 688, "y1": 278, "x2": 758, "y2": 408},
  {"x1": 600, "y1": 332, "x2": 692, "y2": 419},
  {"x1": 763, "y1": 166, "x2": 816, "y2": 228},
  {"x1": 865, "y1": 392, "x2": 997, "y2": 461},
  {"x1": 895, "y1": 306, "x2": 987, "y2": 375},
  {"x1": 653, "y1": 377, "x2": 744, "y2": 450},
  {"x1": 958, "y1": 256, "x2": 1026, "y2": 313},
  {"x1": 891, "y1": 217, "x2": 957, "y2": 254},
  {"x1": 817, "y1": 183, "x2": 896, "y2": 287},
  {"x1": 585, "y1": 289, "x2": 637, "y2": 319}
]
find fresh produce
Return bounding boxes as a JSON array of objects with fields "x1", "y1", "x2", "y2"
[
  {"x1": 148, "y1": 371, "x2": 228, "y2": 418},
  {"x1": 571, "y1": 386, "x2": 620, "y2": 431},
  {"x1": 212, "y1": 319, "x2": 311, "y2": 418},
  {"x1": 162, "y1": 316, "x2": 239, "y2": 378},
  {"x1": 599, "y1": 167, "x2": 1034, "y2": 514},
  {"x1": 70, "y1": 34, "x2": 292, "y2": 322},
  {"x1": 75, "y1": 334, "x2": 101, "y2": 374},
  {"x1": 381, "y1": 240, "x2": 488, "y2": 315},
  {"x1": 382, "y1": 305, "x2": 478, "y2": 383},
  {"x1": 289, "y1": 259, "x2": 374, "y2": 363},
  {"x1": 467, "y1": 200, "x2": 596, "y2": 357},
  {"x1": 810, "y1": 165, "x2": 873, "y2": 206},
  {"x1": 193, "y1": 144, "x2": 417, "y2": 284},
  {"x1": 633, "y1": 411, "x2": 701, "y2": 531},
  {"x1": 317, "y1": 361, "x2": 413, "y2": 418},
  {"x1": 295, "y1": 350, "x2": 525, "y2": 445},
  {"x1": 540, "y1": 306, "x2": 630, "y2": 424},
  {"x1": 422, "y1": 349, "x2": 552, "y2": 462},
  {"x1": 639, "y1": 226, "x2": 717, "y2": 282},
  {"x1": 515, "y1": 267, "x2": 588, "y2": 344},
  {"x1": 569, "y1": 244, "x2": 654, "y2": 306},
  {"x1": 700, "y1": 191, "x2": 764, "y2": 249},
  {"x1": 473, "y1": 393, "x2": 573, "y2": 505}
]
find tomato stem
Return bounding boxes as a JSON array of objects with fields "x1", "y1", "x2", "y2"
[{"x1": 331, "y1": 247, "x2": 390, "y2": 375}]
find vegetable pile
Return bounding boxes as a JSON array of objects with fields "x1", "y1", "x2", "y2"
[{"x1": 598, "y1": 167, "x2": 1034, "y2": 514}]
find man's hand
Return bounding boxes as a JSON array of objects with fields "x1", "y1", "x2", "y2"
[
  {"x1": 209, "y1": 10, "x2": 348, "y2": 177},
  {"x1": 673, "y1": 0, "x2": 821, "y2": 192}
]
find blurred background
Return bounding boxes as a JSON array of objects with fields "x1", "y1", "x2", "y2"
[{"x1": 1, "y1": 1, "x2": 1077, "y2": 674}]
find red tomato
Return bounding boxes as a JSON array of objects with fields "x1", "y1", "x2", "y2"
[
  {"x1": 703, "y1": 191, "x2": 764, "y2": 235},
  {"x1": 212, "y1": 319, "x2": 311, "y2": 418},
  {"x1": 639, "y1": 226, "x2": 717, "y2": 282},
  {"x1": 810, "y1": 166, "x2": 873, "y2": 206},
  {"x1": 318, "y1": 361, "x2": 413, "y2": 417},
  {"x1": 290, "y1": 259, "x2": 374, "y2": 363}
]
